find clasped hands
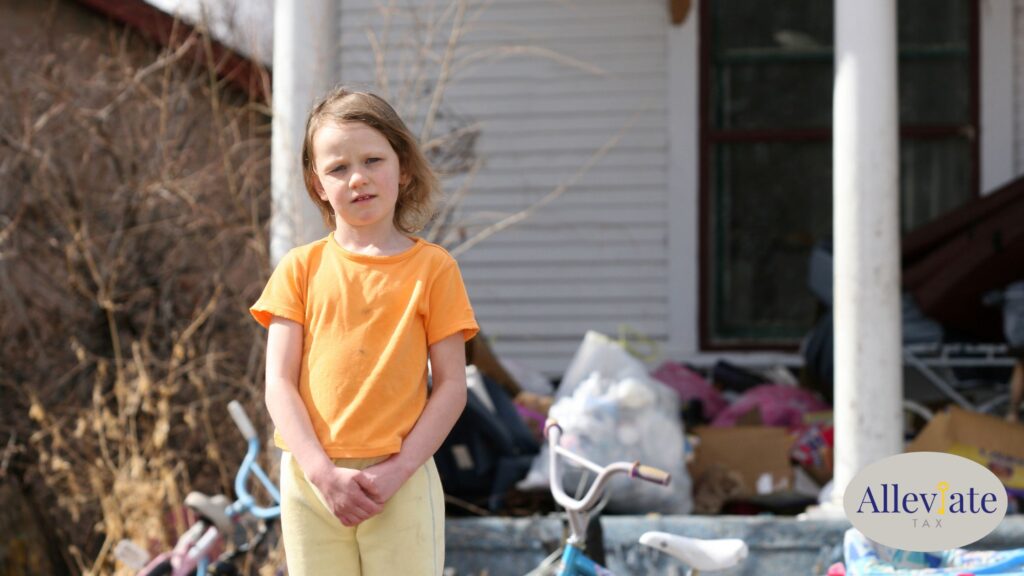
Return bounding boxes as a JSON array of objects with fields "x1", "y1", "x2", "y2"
[{"x1": 311, "y1": 457, "x2": 412, "y2": 527}]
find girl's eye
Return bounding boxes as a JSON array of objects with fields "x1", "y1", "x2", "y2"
[{"x1": 366, "y1": 157, "x2": 381, "y2": 165}]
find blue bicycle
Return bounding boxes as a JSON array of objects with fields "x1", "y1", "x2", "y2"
[
  {"x1": 533, "y1": 420, "x2": 748, "y2": 576},
  {"x1": 115, "y1": 401, "x2": 281, "y2": 576}
]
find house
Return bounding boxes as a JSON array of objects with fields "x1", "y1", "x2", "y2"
[
  {"x1": 114, "y1": 0, "x2": 1018, "y2": 376},
  {"x1": 62, "y1": 0, "x2": 1024, "y2": 486},
  {"x1": 269, "y1": 0, "x2": 1023, "y2": 377},
  {"x1": 264, "y1": 1, "x2": 1024, "y2": 505}
]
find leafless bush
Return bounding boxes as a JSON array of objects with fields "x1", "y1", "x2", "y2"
[{"x1": 0, "y1": 16, "x2": 274, "y2": 576}]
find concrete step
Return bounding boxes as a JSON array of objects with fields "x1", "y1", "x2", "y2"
[{"x1": 445, "y1": 515, "x2": 1024, "y2": 575}]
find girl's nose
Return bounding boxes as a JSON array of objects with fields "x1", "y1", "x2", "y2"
[{"x1": 349, "y1": 171, "x2": 368, "y2": 189}]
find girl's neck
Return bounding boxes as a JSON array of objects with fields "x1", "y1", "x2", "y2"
[{"x1": 332, "y1": 224, "x2": 414, "y2": 256}]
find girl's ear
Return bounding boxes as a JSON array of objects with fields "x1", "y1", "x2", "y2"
[
  {"x1": 399, "y1": 171, "x2": 412, "y2": 189},
  {"x1": 312, "y1": 172, "x2": 327, "y2": 201}
]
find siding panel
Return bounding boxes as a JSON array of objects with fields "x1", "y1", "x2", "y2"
[{"x1": 339, "y1": 0, "x2": 668, "y2": 376}]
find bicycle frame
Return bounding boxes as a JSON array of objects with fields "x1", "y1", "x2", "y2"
[
  {"x1": 545, "y1": 420, "x2": 670, "y2": 576},
  {"x1": 557, "y1": 543, "x2": 615, "y2": 576}
]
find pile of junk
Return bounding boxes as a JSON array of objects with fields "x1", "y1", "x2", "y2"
[{"x1": 435, "y1": 177, "x2": 1024, "y2": 536}]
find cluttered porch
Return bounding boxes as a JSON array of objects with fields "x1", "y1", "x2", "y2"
[{"x1": 439, "y1": 177, "x2": 1024, "y2": 575}]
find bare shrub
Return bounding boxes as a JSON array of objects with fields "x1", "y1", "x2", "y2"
[{"x1": 0, "y1": 15, "x2": 273, "y2": 576}]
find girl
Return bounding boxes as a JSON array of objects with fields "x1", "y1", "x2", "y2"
[{"x1": 250, "y1": 87, "x2": 478, "y2": 575}]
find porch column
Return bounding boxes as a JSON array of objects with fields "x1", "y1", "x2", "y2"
[
  {"x1": 831, "y1": 0, "x2": 903, "y2": 504},
  {"x1": 271, "y1": 0, "x2": 337, "y2": 264}
]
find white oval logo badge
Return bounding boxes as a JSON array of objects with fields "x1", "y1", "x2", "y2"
[{"x1": 844, "y1": 452, "x2": 1007, "y2": 551}]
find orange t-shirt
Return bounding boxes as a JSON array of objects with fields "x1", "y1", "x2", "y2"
[{"x1": 250, "y1": 234, "x2": 479, "y2": 458}]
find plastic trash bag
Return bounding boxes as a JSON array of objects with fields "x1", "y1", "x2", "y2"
[
  {"x1": 518, "y1": 331, "x2": 693, "y2": 514},
  {"x1": 559, "y1": 331, "x2": 652, "y2": 394}
]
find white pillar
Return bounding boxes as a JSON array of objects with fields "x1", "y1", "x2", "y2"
[
  {"x1": 832, "y1": 0, "x2": 904, "y2": 504},
  {"x1": 980, "y1": 0, "x2": 1014, "y2": 193},
  {"x1": 271, "y1": 0, "x2": 337, "y2": 265}
]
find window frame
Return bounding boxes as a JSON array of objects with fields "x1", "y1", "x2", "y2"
[{"x1": 697, "y1": 0, "x2": 980, "y2": 351}]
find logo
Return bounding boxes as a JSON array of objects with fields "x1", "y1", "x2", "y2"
[{"x1": 843, "y1": 452, "x2": 1007, "y2": 551}]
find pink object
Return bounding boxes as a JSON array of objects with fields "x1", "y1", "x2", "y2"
[
  {"x1": 651, "y1": 361, "x2": 729, "y2": 419},
  {"x1": 711, "y1": 384, "x2": 829, "y2": 429},
  {"x1": 827, "y1": 561, "x2": 846, "y2": 575}
]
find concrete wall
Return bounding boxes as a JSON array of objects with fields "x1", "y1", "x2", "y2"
[{"x1": 446, "y1": 516, "x2": 1024, "y2": 575}]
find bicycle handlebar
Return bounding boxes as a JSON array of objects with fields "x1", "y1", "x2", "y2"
[
  {"x1": 224, "y1": 401, "x2": 281, "y2": 520},
  {"x1": 545, "y1": 419, "x2": 672, "y2": 512},
  {"x1": 228, "y1": 400, "x2": 258, "y2": 441},
  {"x1": 632, "y1": 463, "x2": 671, "y2": 486}
]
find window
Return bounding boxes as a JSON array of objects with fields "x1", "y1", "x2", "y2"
[{"x1": 700, "y1": 0, "x2": 977, "y2": 348}]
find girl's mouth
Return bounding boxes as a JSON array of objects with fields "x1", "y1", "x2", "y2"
[{"x1": 352, "y1": 195, "x2": 376, "y2": 203}]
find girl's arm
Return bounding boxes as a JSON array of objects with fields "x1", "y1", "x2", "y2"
[
  {"x1": 265, "y1": 316, "x2": 382, "y2": 525},
  {"x1": 357, "y1": 331, "x2": 468, "y2": 503}
]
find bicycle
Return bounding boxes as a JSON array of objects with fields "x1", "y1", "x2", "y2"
[
  {"x1": 115, "y1": 401, "x2": 282, "y2": 576},
  {"x1": 531, "y1": 419, "x2": 748, "y2": 576}
]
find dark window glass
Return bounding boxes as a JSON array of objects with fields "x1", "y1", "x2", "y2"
[
  {"x1": 711, "y1": 142, "x2": 833, "y2": 341},
  {"x1": 704, "y1": 0, "x2": 975, "y2": 346}
]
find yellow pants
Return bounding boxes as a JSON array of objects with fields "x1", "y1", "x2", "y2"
[{"x1": 280, "y1": 452, "x2": 445, "y2": 575}]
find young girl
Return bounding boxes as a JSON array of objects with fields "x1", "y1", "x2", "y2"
[{"x1": 250, "y1": 87, "x2": 478, "y2": 575}]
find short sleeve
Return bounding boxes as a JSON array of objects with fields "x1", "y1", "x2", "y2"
[
  {"x1": 426, "y1": 259, "x2": 479, "y2": 345},
  {"x1": 250, "y1": 250, "x2": 306, "y2": 329}
]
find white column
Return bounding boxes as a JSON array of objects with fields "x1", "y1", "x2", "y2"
[
  {"x1": 981, "y1": 0, "x2": 1014, "y2": 193},
  {"x1": 667, "y1": 0, "x2": 700, "y2": 358},
  {"x1": 832, "y1": 0, "x2": 904, "y2": 504},
  {"x1": 271, "y1": 0, "x2": 337, "y2": 265}
]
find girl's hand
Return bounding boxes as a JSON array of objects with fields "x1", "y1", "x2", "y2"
[
  {"x1": 311, "y1": 466, "x2": 383, "y2": 526},
  {"x1": 356, "y1": 457, "x2": 413, "y2": 505}
]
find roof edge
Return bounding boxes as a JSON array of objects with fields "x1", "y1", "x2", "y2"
[{"x1": 69, "y1": 0, "x2": 271, "y2": 103}]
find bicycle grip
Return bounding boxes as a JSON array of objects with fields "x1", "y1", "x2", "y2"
[
  {"x1": 633, "y1": 463, "x2": 671, "y2": 486},
  {"x1": 228, "y1": 400, "x2": 258, "y2": 441}
]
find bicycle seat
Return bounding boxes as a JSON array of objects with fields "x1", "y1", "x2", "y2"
[
  {"x1": 639, "y1": 531, "x2": 748, "y2": 571},
  {"x1": 185, "y1": 491, "x2": 232, "y2": 535}
]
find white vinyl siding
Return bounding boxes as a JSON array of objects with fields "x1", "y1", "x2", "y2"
[{"x1": 339, "y1": 0, "x2": 669, "y2": 375}]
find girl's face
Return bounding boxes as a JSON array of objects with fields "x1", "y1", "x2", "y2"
[{"x1": 312, "y1": 121, "x2": 408, "y2": 234}]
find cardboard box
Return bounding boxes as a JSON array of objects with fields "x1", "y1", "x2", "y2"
[
  {"x1": 907, "y1": 406, "x2": 1024, "y2": 494},
  {"x1": 689, "y1": 426, "x2": 795, "y2": 496}
]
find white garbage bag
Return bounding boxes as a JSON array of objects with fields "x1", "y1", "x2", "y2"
[{"x1": 518, "y1": 331, "x2": 693, "y2": 514}]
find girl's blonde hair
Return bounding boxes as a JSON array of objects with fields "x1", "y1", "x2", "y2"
[{"x1": 301, "y1": 87, "x2": 439, "y2": 234}]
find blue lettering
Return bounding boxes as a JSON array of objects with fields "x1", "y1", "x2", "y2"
[
  {"x1": 981, "y1": 492, "x2": 997, "y2": 513},
  {"x1": 902, "y1": 492, "x2": 919, "y2": 514},
  {"x1": 950, "y1": 492, "x2": 965, "y2": 514},
  {"x1": 877, "y1": 483, "x2": 897, "y2": 513},
  {"x1": 858, "y1": 487, "x2": 880, "y2": 514},
  {"x1": 920, "y1": 492, "x2": 936, "y2": 514}
]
